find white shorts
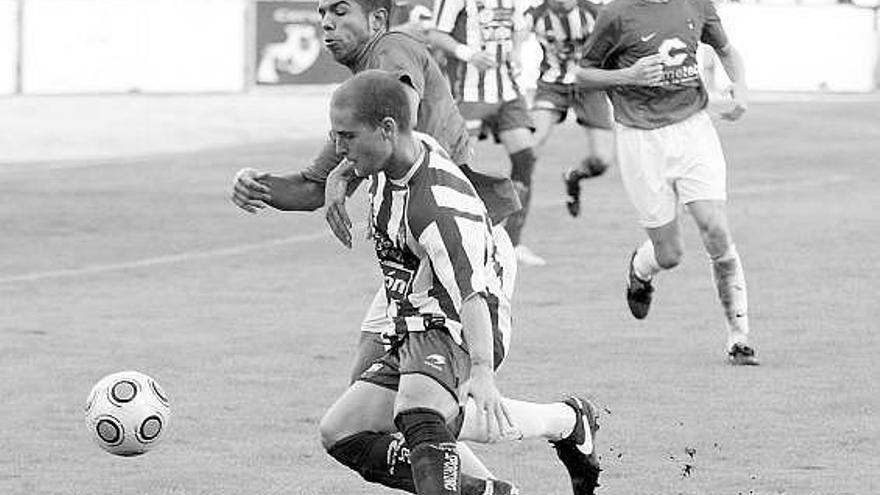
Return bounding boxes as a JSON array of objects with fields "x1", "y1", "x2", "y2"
[
  {"x1": 615, "y1": 111, "x2": 727, "y2": 228},
  {"x1": 359, "y1": 224, "x2": 517, "y2": 334}
]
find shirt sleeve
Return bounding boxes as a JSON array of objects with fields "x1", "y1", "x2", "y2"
[
  {"x1": 300, "y1": 139, "x2": 340, "y2": 183},
  {"x1": 700, "y1": 0, "x2": 729, "y2": 50},
  {"x1": 580, "y1": 7, "x2": 619, "y2": 69},
  {"x1": 434, "y1": 0, "x2": 465, "y2": 34},
  {"x1": 373, "y1": 36, "x2": 427, "y2": 97}
]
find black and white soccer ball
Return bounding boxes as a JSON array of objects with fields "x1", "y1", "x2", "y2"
[{"x1": 84, "y1": 371, "x2": 170, "y2": 456}]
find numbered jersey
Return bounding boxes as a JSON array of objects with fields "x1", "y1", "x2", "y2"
[
  {"x1": 435, "y1": 0, "x2": 525, "y2": 103},
  {"x1": 368, "y1": 132, "x2": 511, "y2": 347},
  {"x1": 581, "y1": 0, "x2": 729, "y2": 129},
  {"x1": 525, "y1": 0, "x2": 602, "y2": 85}
]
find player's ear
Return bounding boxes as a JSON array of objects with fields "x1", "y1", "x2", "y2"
[{"x1": 369, "y1": 8, "x2": 388, "y2": 33}]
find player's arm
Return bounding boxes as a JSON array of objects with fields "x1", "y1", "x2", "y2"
[
  {"x1": 426, "y1": 30, "x2": 498, "y2": 71},
  {"x1": 231, "y1": 168, "x2": 325, "y2": 213},
  {"x1": 573, "y1": 9, "x2": 663, "y2": 89},
  {"x1": 713, "y1": 43, "x2": 748, "y2": 121},
  {"x1": 459, "y1": 293, "x2": 512, "y2": 441}
]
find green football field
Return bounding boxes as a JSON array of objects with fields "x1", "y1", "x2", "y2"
[{"x1": 1, "y1": 98, "x2": 877, "y2": 494}]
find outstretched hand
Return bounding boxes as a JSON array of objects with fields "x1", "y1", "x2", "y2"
[
  {"x1": 467, "y1": 366, "x2": 514, "y2": 442},
  {"x1": 324, "y1": 159, "x2": 355, "y2": 248},
  {"x1": 231, "y1": 168, "x2": 272, "y2": 213}
]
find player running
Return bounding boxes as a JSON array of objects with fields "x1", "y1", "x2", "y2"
[
  {"x1": 428, "y1": 0, "x2": 546, "y2": 266},
  {"x1": 320, "y1": 70, "x2": 601, "y2": 495},
  {"x1": 574, "y1": 0, "x2": 758, "y2": 365},
  {"x1": 524, "y1": 0, "x2": 615, "y2": 218}
]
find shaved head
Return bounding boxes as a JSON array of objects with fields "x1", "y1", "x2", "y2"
[{"x1": 331, "y1": 70, "x2": 412, "y2": 131}]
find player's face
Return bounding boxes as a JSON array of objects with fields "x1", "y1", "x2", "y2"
[
  {"x1": 549, "y1": 0, "x2": 577, "y2": 12},
  {"x1": 318, "y1": 0, "x2": 372, "y2": 64},
  {"x1": 329, "y1": 104, "x2": 392, "y2": 177}
]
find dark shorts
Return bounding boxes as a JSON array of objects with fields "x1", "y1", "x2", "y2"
[
  {"x1": 533, "y1": 81, "x2": 613, "y2": 130},
  {"x1": 349, "y1": 332, "x2": 390, "y2": 385},
  {"x1": 357, "y1": 329, "x2": 471, "y2": 403},
  {"x1": 459, "y1": 96, "x2": 536, "y2": 143}
]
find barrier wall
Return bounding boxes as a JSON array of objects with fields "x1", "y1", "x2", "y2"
[
  {"x1": 720, "y1": 3, "x2": 878, "y2": 92},
  {"x1": 21, "y1": 0, "x2": 246, "y2": 94},
  {"x1": 0, "y1": 0, "x2": 17, "y2": 95}
]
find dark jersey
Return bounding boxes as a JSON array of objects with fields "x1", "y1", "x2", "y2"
[
  {"x1": 525, "y1": 0, "x2": 602, "y2": 85},
  {"x1": 581, "y1": 0, "x2": 729, "y2": 129},
  {"x1": 302, "y1": 31, "x2": 519, "y2": 224}
]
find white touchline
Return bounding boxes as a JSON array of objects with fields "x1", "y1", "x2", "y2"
[
  {"x1": 0, "y1": 174, "x2": 851, "y2": 284},
  {"x1": 0, "y1": 224, "x2": 365, "y2": 285}
]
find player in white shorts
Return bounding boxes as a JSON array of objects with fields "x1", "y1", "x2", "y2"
[{"x1": 574, "y1": 0, "x2": 759, "y2": 365}]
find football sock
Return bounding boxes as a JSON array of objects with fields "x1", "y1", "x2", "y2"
[
  {"x1": 504, "y1": 148, "x2": 537, "y2": 247},
  {"x1": 711, "y1": 244, "x2": 750, "y2": 347},
  {"x1": 459, "y1": 398, "x2": 577, "y2": 443},
  {"x1": 327, "y1": 431, "x2": 416, "y2": 492},
  {"x1": 633, "y1": 240, "x2": 662, "y2": 281},
  {"x1": 396, "y1": 408, "x2": 461, "y2": 494}
]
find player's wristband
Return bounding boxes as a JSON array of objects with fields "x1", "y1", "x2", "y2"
[{"x1": 454, "y1": 44, "x2": 475, "y2": 62}]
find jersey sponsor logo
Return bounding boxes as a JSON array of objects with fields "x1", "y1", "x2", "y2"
[
  {"x1": 380, "y1": 260, "x2": 415, "y2": 302},
  {"x1": 640, "y1": 32, "x2": 657, "y2": 42},
  {"x1": 654, "y1": 37, "x2": 700, "y2": 86},
  {"x1": 424, "y1": 354, "x2": 447, "y2": 371}
]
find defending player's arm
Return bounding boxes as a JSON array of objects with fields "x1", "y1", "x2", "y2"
[
  {"x1": 574, "y1": 10, "x2": 664, "y2": 89},
  {"x1": 428, "y1": 0, "x2": 497, "y2": 71},
  {"x1": 231, "y1": 167, "x2": 325, "y2": 213},
  {"x1": 702, "y1": 0, "x2": 747, "y2": 121}
]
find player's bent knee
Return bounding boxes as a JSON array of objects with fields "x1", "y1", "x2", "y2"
[{"x1": 655, "y1": 244, "x2": 684, "y2": 269}]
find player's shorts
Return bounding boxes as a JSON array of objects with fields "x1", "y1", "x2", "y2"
[
  {"x1": 459, "y1": 96, "x2": 535, "y2": 143},
  {"x1": 615, "y1": 110, "x2": 727, "y2": 228},
  {"x1": 533, "y1": 81, "x2": 613, "y2": 130},
  {"x1": 358, "y1": 327, "x2": 471, "y2": 404}
]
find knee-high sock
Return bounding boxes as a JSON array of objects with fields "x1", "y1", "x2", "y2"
[
  {"x1": 327, "y1": 432, "x2": 499, "y2": 495},
  {"x1": 396, "y1": 408, "x2": 461, "y2": 495},
  {"x1": 633, "y1": 240, "x2": 662, "y2": 281},
  {"x1": 504, "y1": 148, "x2": 536, "y2": 246},
  {"x1": 711, "y1": 244, "x2": 750, "y2": 347},
  {"x1": 459, "y1": 398, "x2": 579, "y2": 446}
]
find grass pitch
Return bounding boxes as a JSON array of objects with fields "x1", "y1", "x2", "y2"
[{"x1": 1, "y1": 98, "x2": 878, "y2": 494}]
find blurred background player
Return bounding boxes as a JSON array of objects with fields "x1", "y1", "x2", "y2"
[
  {"x1": 575, "y1": 0, "x2": 758, "y2": 365},
  {"x1": 428, "y1": 0, "x2": 547, "y2": 266},
  {"x1": 317, "y1": 70, "x2": 601, "y2": 495},
  {"x1": 523, "y1": 0, "x2": 615, "y2": 218}
]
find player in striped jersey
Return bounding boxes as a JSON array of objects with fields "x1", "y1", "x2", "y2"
[
  {"x1": 574, "y1": 0, "x2": 758, "y2": 365},
  {"x1": 318, "y1": 70, "x2": 602, "y2": 495},
  {"x1": 524, "y1": 0, "x2": 615, "y2": 218},
  {"x1": 429, "y1": 0, "x2": 547, "y2": 266}
]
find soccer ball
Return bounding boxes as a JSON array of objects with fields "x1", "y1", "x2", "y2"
[{"x1": 84, "y1": 371, "x2": 171, "y2": 456}]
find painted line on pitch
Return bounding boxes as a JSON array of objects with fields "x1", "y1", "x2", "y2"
[
  {"x1": 0, "y1": 174, "x2": 849, "y2": 284},
  {"x1": 0, "y1": 225, "x2": 362, "y2": 285}
]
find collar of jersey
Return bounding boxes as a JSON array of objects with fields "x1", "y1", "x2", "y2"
[{"x1": 388, "y1": 142, "x2": 428, "y2": 187}]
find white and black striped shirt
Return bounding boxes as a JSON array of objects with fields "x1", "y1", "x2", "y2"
[
  {"x1": 525, "y1": 0, "x2": 601, "y2": 85},
  {"x1": 368, "y1": 132, "x2": 511, "y2": 354},
  {"x1": 434, "y1": 0, "x2": 525, "y2": 103}
]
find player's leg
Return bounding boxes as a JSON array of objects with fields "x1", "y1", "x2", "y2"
[
  {"x1": 393, "y1": 330, "x2": 471, "y2": 495},
  {"x1": 564, "y1": 89, "x2": 614, "y2": 217},
  {"x1": 677, "y1": 112, "x2": 756, "y2": 364},
  {"x1": 617, "y1": 123, "x2": 684, "y2": 319},
  {"x1": 531, "y1": 81, "x2": 568, "y2": 149},
  {"x1": 497, "y1": 97, "x2": 542, "y2": 265}
]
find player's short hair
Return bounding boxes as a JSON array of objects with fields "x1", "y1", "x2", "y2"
[
  {"x1": 333, "y1": 70, "x2": 412, "y2": 131},
  {"x1": 352, "y1": 0, "x2": 394, "y2": 28}
]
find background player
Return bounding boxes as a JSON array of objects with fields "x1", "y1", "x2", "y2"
[
  {"x1": 317, "y1": 70, "x2": 601, "y2": 495},
  {"x1": 523, "y1": 0, "x2": 615, "y2": 218},
  {"x1": 428, "y1": 0, "x2": 546, "y2": 266},
  {"x1": 574, "y1": 0, "x2": 758, "y2": 365}
]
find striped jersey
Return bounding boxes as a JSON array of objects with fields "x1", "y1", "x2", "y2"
[
  {"x1": 368, "y1": 131, "x2": 512, "y2": 352},
  {"x1": 524, "y1": 0, "x2": 602, "y2": 85},
  {"x1": 581, "y1": 0, "x2": 729, "y2": 129},
  {"x1": 434, "y1": 0, "x2": 525, "y2": 103}
]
